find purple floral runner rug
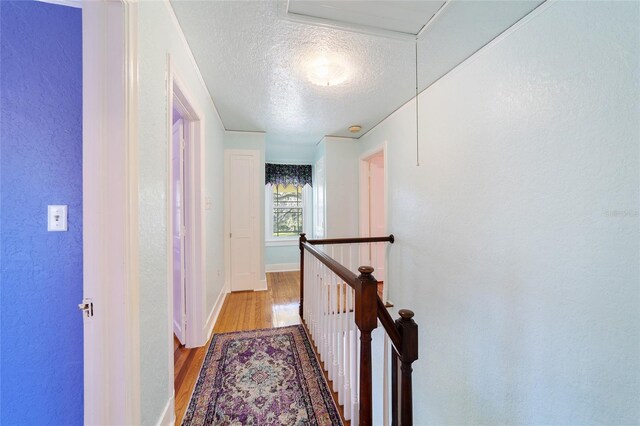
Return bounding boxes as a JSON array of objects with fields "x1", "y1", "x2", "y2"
[{"x1": 181, "y1": 325, "x2": 343, "y2": 425}]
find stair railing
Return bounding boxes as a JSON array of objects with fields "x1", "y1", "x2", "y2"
[{"x1": 299, "y1": 233, "x2": 418, "y2": 426}]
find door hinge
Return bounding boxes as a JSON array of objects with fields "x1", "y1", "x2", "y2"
[{"x1": 78, "y1": 299, "x2": 94, "y2": 318}]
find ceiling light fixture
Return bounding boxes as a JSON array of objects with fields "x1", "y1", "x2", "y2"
[
  {"x1": 307, "y1": 56, "x2": 349, "y2": 87},
  {"x1": 349, "y1": 125, "x2": 362, "y2": 133}
]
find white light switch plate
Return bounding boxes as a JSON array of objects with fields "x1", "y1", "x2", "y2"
[{"x1": 48, "y1": 205, "x2": 68, "y2": 232}]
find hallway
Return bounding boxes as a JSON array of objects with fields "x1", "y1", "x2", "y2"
[{"x1": 174, "y1": 272, "x2": 315, "y2": 424}]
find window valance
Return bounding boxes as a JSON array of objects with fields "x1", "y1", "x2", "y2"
[{"x1": 265, "y1": 163, "x2": 312, "y2": 187}]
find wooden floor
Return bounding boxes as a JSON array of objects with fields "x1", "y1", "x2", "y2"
[{"x1": 173, "y1": 271, "x2": 349, "y2": 425}]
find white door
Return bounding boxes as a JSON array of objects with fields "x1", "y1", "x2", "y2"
[
  {"x1": 172, "y1": 119, "x2": 187, "y2": 344},
  {"x1": 226, "y1": 150, "x2": 259, "y2": 291}
]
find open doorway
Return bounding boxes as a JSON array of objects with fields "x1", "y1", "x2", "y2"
[
  {"x1": 168, "y1": 67, "x2": 209, "y2": 423},
  {"x1": 168, "y1": 70, "x2": 206, "y2": 351},
  {"x1": 359, "y1": 146, "x2": 387, "y2": 299}
]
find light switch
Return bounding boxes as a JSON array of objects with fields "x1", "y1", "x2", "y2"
[{"x1": 48, "y1": 205, "x2": 68, "y2": 232}]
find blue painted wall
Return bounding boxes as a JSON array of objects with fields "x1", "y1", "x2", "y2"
[{"x1": 0, "y1": 2, "x2": 83, "y2": 424}]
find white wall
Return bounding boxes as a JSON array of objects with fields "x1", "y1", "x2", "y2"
[
  {"x1": 266, "y1": 141, "x2": 315, "y2": 164},
  {"x1": 224, "y1": 131, "x2": 266, "y2": 283},
  {"x1": 321, "y1": 136, "x2": 360, "y2": 238},
  {"x1": 138, "y1": 2, "x2": 226, "y2": 423},
  {"x1": 360, "y1": 2, "x2": 639, "y2": 424}
]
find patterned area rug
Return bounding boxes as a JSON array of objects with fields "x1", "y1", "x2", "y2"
[{"x1": 182, "y1": 325, "x2": 343, "y2": 426}]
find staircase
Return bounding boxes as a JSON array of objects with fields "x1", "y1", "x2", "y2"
[{"x1": 299, "y1": 234, "x2": 418, "y2": 426}]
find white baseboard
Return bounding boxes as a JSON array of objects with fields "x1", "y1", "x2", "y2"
[
  {"x1": 204, "y1": 287, "x2": 228, "y2": 343},
  {"x1": 254, "y1": 276, "x2": 268, "y2": 292},
  {"x1": 265, "y1": 263, "x2": 299, "y2": 272},
  {"x1": 156, "y1": 395, "x2": 174, "y2": 426}
]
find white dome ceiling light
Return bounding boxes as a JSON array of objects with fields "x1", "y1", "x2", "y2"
[{"x1": 307, "y1": 56, "x2": 350, "y2": 87}]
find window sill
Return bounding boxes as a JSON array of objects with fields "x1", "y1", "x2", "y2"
[{"x1": 265, "y1": 239, "x2": 299, "y2": 247}]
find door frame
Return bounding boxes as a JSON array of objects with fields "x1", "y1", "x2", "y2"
[
  {"x1": 167, "y1": 59, "x2": 208, "y2": 349},
  {"x1": 82, "y1": 0, "x2": 140, "y2": 424},
  {"x1": 358, "y1": 143, "x2": 388, "y2": 298}
]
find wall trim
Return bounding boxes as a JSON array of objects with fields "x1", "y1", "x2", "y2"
[
  {"x1": 204, "y1": 288, "x2": 228, "y2": 344},
  {"x1": 358, "y1": 142, "x2": 389, "y2": 302},
  {"x1": 162, "y1": 0, "x2": 225, "y2": 130},
  {"x1": 82, "y1": 1, "x2": 141, "y2": 424},
  {"x1": 155, "y1": 395, "x2": 175, "y2": 426},
  {"x1": 266, "y1": 263, "x2": 300, "y2": 272},
  {"x1": 256, "y1": 277, "x2": 268, "y2": 292},
  {"x1": 167, "y1": 60, "x2": 208, "y2": 352}
]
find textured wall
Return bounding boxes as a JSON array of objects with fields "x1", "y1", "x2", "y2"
[
  {"x1": 359, "y1": 2, "x2": 640, "y2": 424},
  {"x1": 323, "y1": 137, "x2": 359, "y2": 238},
  {"x1": 265, "y1": 141, "x2": 315, "y2": 165},
  {"x1": 0, "y1": 1, "x2": 83, "y2": 424},
  {"x1": 265, "y1": 245, "x2": 298, "y2": 266},
  {"x1": 138, "y1": 2, "x2": 226, "y2": 423}
]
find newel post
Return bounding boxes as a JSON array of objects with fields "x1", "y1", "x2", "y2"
[
  {"x1": 355, "y1": 266, "x2": 378, "y2": 426},
  {"x1": 396, "y1": 309, "x2": 418, "y2": 426},
  {"x1": 298, "y1": 233, "x2": 306, "y2": 317}
]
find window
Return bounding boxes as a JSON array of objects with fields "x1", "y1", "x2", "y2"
[
  {"x1": 272, "y1": 184, "x2": 302, "y2": 237},
  {"x1": 265, "y1": 163, "x2": 313, "y2": 242}
]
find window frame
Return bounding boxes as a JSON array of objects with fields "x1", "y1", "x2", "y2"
[{"x1": 265, "y1": 182, "x2": 312, "y2": 245}]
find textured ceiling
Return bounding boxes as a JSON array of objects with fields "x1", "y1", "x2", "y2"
[
  {"x1": 170, "y1": 0, "x2": 543, "y2": 147},
  {"x1": 287, "y1": 0, "x2": 446, "y2": 36}
]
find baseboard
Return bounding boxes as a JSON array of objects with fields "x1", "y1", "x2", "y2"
[
  {"x1": 156, "y1": 395, "x2": 174, "y2": 426},
  {"x1": 254, "y1": 276, "x2": 268, "y2": 292},
  {"x1": 204, "y1": 287, "x2": 228, "y2": 343},
  {"x1": 265, "y1": 263, "x2": 300, "y2": 272},
  {"x1": 172, "y1": 320, "x2": 184, "y2": 342}
]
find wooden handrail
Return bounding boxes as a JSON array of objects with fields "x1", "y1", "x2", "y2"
[
  {"x1": 299, "y1": 232, "x2": 418, "y2": 426},
  {"x1": 376, "y1": 296, "x2": 402, "y2": 350},
  {"x1": 306, "y1": 234, "x2": 394, "y2": 246},
  {"x1": 300, "y1": 239, "x2": 358, "y2": 287}
]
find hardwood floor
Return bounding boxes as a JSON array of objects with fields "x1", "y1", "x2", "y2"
[{"x1": 174, "y1": 271, "x2": 349, "y2": 425}]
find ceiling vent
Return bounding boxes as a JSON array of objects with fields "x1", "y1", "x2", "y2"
[{"x1": 282, "y1": 0, "x2": 446, "y2": 40}]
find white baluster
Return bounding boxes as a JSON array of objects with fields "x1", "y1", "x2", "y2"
[
  {"x1": 351, "y1": 287, "x2": 360, "y2": 426},
  {"x1": 321, "y1": 262, "x2": 328, "y2": 365},
  {"x1": 343, "y1": 277, "x2": 352, "y2": 420},
  {"x1": 383, "y1": 333, "x2": 390, "y2": 426},
  {"x1": 335, "y1": 282, "x2": 340, "y2": 391},
  {"x1": 327, "y1": 264, "x2": 335, "y2": 382},
  {"x1": 337, "y1": 246, "x2": 345, "y2": 405}
]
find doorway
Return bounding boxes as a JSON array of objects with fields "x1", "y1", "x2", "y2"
[
  {"x1": 168, "y1": 68, "x2": 207, "y2": 355},
  {"x1": 359, "y1": 147, "x2": 387, "y2": 295}
]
